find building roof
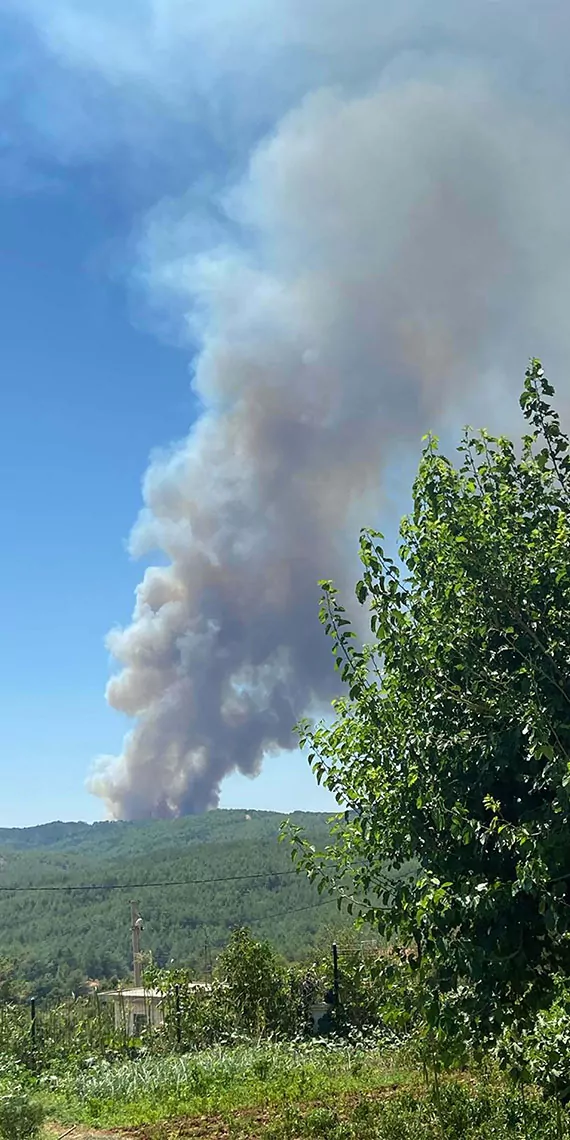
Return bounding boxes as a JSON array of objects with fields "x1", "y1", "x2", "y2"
[
  {"x1": 99, "y1": 988, "x2": 164, "y2": 1000},
  {"x1": 99, "y1": 983, "x2": 212, "y2": 1000}
]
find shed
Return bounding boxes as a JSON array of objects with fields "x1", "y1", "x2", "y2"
[
  {"x1": 99, "y1": 987, "x2": 165, "y2": 1037},
  {"x1": 99, "y1": 982, "x2": 212, "y2": 1038}
]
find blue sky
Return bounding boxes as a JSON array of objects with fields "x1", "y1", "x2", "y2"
[
  {"x1": 0, "y1": 174, "x2": 179, "y2": 823},
  {"x1": 2, "y1": 0, "x2": 570, "y2": 826},
  {"x1": 0, "y1": 157, "x2": 341, "y2": 825},
  {"x1": 0, "y1": 2, "x2": 352, "y2": 826}
]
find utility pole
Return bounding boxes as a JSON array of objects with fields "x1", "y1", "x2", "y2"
[{"x1": 131, "y1": 901, "x2": 143, "y2": 987}]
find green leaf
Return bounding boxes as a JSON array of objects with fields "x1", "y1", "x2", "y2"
[{"x1": 291, "y1": 358, "x2": 570, "y2": 1052}]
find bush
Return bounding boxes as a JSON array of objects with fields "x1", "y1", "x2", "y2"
[
  {"x1": 149, "y1": 928, "x2": 309, "y2": 1047},
  {"x1": 498, "y1": 978, "x2": 570, "y2": 1103},
  {"x1": 214, "y1": 927, "x2": 296, "y2": 1037},
  {"x1": 0, "y1": 1089, "x2": 44, "y2": 1140},
  {"x1": 263, "y1": 1080, "x2": 564, "y2": 1140},
  {"x1": 0, "y1": 1056, "x2": 45, "y2": 1140}
]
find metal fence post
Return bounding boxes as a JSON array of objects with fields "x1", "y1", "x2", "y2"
[
  {"x1": 332, "y1": 943, "x2": 340, "y2": 1009},
  {"x1": 175, "y1": 984, "x2": 182, "y2": 1047},
  {"x1": 30, "y1": 996, "x2": 37, "y2": 1050}
]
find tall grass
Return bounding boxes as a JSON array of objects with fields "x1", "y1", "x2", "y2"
[
  {"x1": 43, "y1": 1040, "x2": 410, "y2": 1128},
  {"x1": 40, "y1": 1041, "x2": 570, "y2": 1138}
]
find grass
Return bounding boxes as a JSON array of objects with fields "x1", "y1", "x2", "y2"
[
  {"x1": 227, "y1": 1083, "x2": 564, "y2": 1140},
  {"x1": 42, "y1": 1040, "x2": 411, "y2": 1130},
  {"x1": 39, "y1": 1041, "x2": 570, "y2": 1139}
]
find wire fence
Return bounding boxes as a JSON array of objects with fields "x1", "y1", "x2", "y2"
[
  {"x1": 0, "y1": 991, "x2": 175, "y2": 1063},
  {"x1": 0, "y1": 983, "x2": 295, "y2": 1063},
  {"x1": 0, "y1": 938, "x2": 389, "y2": 1066}
]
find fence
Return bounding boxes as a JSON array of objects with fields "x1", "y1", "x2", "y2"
[
  {"x1": 0, "y1": 992, "x2": 163, "y2": 1063},
  {"x1": 0, "y1": 986, "x2": 240, "y2": 1063},
  {"x1": 0, "y1": 940, "x2": 390, "y2": 1065}
]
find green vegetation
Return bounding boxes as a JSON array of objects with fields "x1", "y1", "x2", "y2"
[
  {"x1": 4, "y1": 365, "x2": 570, "y2": 1139},
  {"x1": 0, "y1": 924, "x2": 566, "y2": 1138},
  {"x1": 0, "y1": 810, "x2": 348, "y2": 998},
  {"x1": 292, "y1": 361, "x2": 570, "y2": 1056},
  {"x1": 0, "y1": 928, "x2": 385, "y2": 1062},
  {"x1": 0, "y1": 898, "x2": 568, "y2": 1138},
  {"x1": 36, "y1": 1044, "x2": 570, "y2": 1138},
  {"x1": 0, "y1": 1093, "x2": 43, "y2": 1140},
  {"x1": 0, "y1": 1060, "x2": 44, "y2": 1140},
  {"x1": 43, "y1": 1041, "x2": 409, "y2": 1129},
  {"x1": 254, "y1": 1080, "x2": 566, "y2": 1140}
]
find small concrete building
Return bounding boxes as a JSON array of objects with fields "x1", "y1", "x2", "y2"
[
  {"x1": 100, "y1": 987, "x2": 165, "y2": 1036},
  {"x1": 100, "y1": 982, "x2": 212, "y2": 1038}
]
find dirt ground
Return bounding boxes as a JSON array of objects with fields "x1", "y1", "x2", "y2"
[
  {"x1": 45, "y1": 1085, "x2": 407, "y2": 1140},
  {"x1": 46, "y1": 1123, "x2": 241, "y2": 1140},
  {"x1": 46, "y1": 1113, "x2": 270, "y2": 1140},
  {"x1": 46, "y1": 1127, "x2": 130, "y2": 1140}
]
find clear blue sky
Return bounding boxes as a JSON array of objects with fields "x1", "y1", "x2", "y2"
[
  {"x1": 0, "y1": 152, "x2": 340, "y2": 825},
  {"x1": 0, "y1": 4, "x2": 346, "y2": 826}
]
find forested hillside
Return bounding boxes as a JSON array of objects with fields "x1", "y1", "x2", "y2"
[{"x1": 0, "y1": 810, "x2": 347, "y2": 999}]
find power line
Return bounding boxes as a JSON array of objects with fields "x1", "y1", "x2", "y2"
[
  {"x1": 171, "y1": 897, "x2": 342, "y2": 934},
  {"x1": 0, "y1": 869, "x2": 300, "y2": 894},
  {"x1": 253, "y1": 898, "x2": 340, "y2": 923}
]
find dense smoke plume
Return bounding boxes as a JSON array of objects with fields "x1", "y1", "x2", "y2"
[
  {"x1": 85, "y1": 69, "x2": 570, "y2": 818},
  {"x1": 2, "y1": 2, "x2": 570, "y2": 818}
]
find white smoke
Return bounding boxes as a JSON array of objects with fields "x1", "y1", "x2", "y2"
[
  {"x1": 4, "y1": 1, "x2": 570, "y2": 168},
  {"x1": 6, "y1": 0, "x2": 570, "y2": 816},
  {"x1": 87, "y1": 76, "x2": 570, "y2": 817}
]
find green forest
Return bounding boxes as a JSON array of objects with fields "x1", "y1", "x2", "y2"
[{"x1": 0, "y1": 810, "x2": 347, "y2": 999}]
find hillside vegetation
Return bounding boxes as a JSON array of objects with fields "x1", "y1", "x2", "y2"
[{"x1": 0, "y1": 809, "x2": 345, "y2": 998}]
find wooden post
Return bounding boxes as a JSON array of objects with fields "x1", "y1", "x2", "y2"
[{"x1": 175, "y1": 984, "x2": 182, "y2": 1047}]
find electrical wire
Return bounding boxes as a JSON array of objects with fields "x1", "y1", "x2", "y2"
[
  {"x1": 252, "y1": 898, "x2": 340, "y2": 923},
  {"x1": 159, "y1": 897, "x2": 342, "y2": 935},
  {"x1": 0, "y1": 869, "x2": 300, "y2": 893}
]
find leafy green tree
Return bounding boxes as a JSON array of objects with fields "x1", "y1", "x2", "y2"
[
  {"x1": 215, "y1": 927, "x2": 293, "y2": 1037},
  {"x1": 0, "y1": 960, "x2": 30, "y2": 1001},
  {"x1": 290, "y1": 361, "x2": 570, "y2": 1049},
  {"x1": 146, "y1": 927, "x2": 304, "y2": 1046}
]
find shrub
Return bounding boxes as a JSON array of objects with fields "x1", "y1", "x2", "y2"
[
  {"x1": 0, "y1": 1089, "x2": 44, "y2": 1140},
  {"x1": 499, "y1": 977, "x2": 570, "y2": 1103}
]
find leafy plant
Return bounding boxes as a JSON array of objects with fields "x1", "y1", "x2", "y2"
[
  {"x1": 287, "y1": 360, "x2": 570, "y2": 1053},
  {"x1": 214, "y1": 927, "x2": 292, "y2": 1037},
  {"x1": 0, "y1": 1092, "x2": 44, "y2": 1140},
  {"x1": 500, "y1": 977, "x2": 570, "y2": 1104},
  {"x1": 43, "y1": 1039, "x2": 405, "y2": 1128},
  {"x1": 245, "y1": 1076, "x2": 565, "y2": 1139},
  {"x1": 0, "y1": 1070, "x2": 44, "y2": 1140},
  {"x1": 148, "y1": 927, "x2": 319, "y2": 1048}
]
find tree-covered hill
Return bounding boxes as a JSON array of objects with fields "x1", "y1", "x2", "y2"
[{"x1": 0, "y1": 810, "x2": 347, "y2": 999}]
